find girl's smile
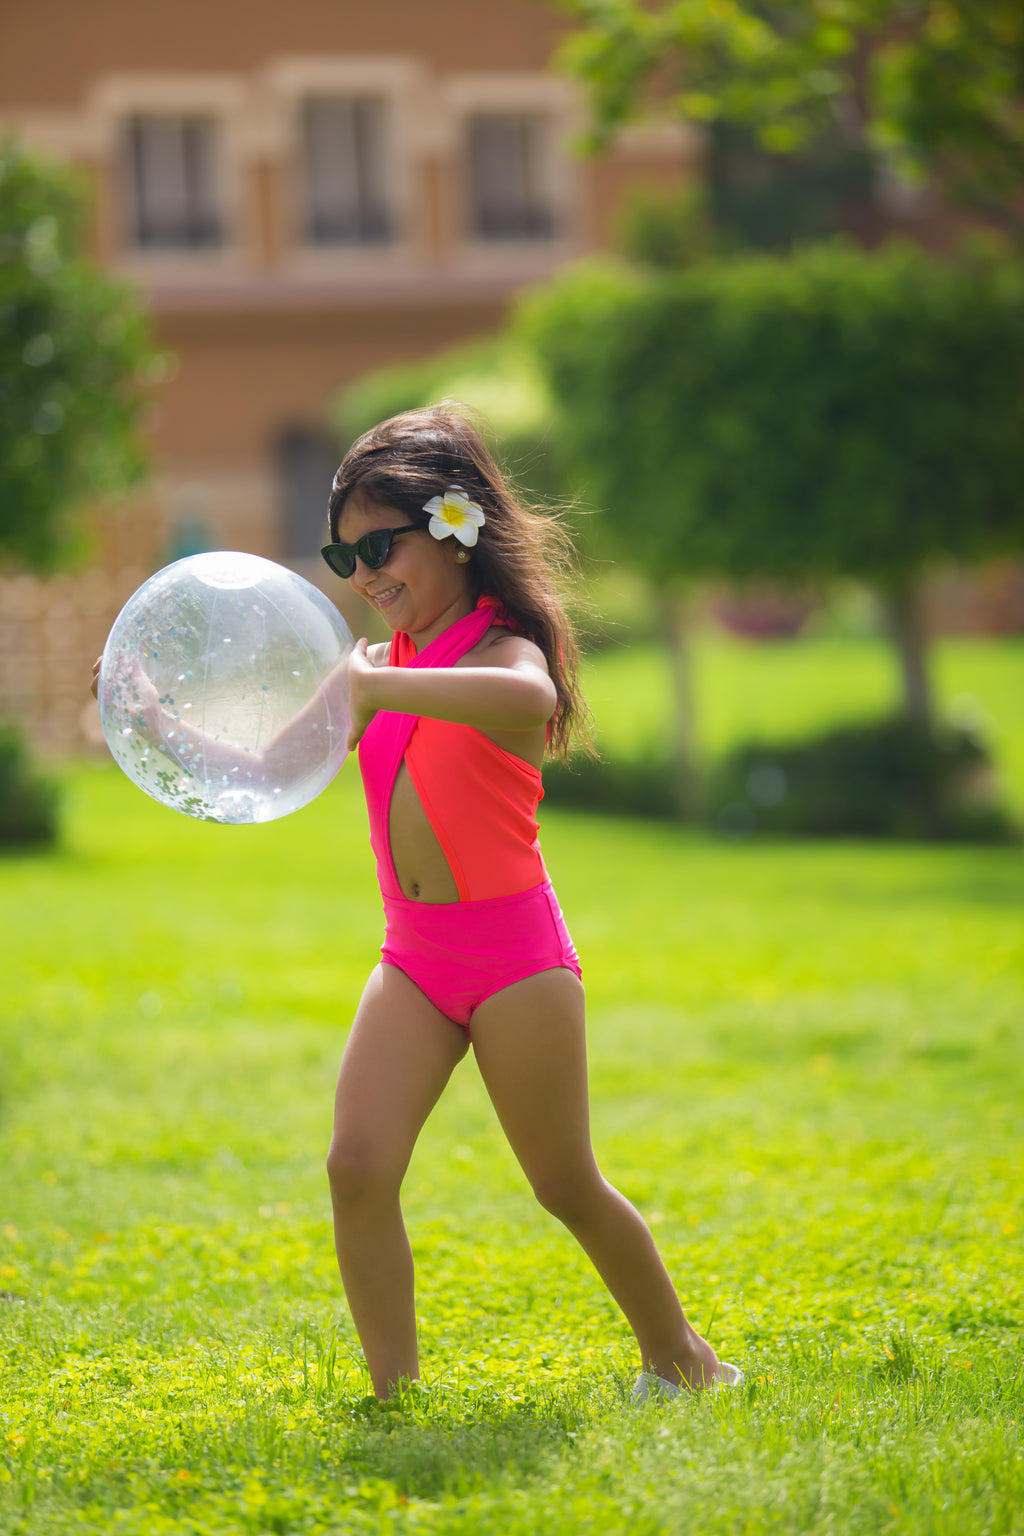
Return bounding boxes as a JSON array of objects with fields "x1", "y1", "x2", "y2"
[{"x1": 365, "y1": 580, "x2": 403, "y2": 610}]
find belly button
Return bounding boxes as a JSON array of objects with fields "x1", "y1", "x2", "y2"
[{"x1": 411, "y1": 882, "x2": 421, "y2": 899}]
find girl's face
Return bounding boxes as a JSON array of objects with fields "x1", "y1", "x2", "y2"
[{"x1": 336, "y1": 492, "x2": 476, "y2": 646}]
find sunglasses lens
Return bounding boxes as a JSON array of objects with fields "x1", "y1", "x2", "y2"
[
  {"x1": 321, "y1": 544, "x2": 356, "y2": 578},
  {"x1": 362, "y1": 530, "x2": 392, "y2": 569}
]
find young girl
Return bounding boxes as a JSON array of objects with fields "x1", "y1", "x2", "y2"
[{"x1": 320, "y1": 405, "x2": 742, "y2": 1403}]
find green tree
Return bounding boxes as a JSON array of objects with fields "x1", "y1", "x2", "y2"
[
  {"x1": 519, "y1": 243, "x2": 1024, "y2": 775},
  {"x1": 557, "y1": 0, "x2": 1024, "y2": 244},
  {"x1": 0, "y1": 139, "x2": 162, "y2": 570}
]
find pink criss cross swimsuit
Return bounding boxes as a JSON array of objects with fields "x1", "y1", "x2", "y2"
[{"x1": 358, "y1": 597, "x2": 581, "y2": 1031}]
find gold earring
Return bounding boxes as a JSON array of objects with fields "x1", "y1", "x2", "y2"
[{"x1": 455, "y1": 549, "x2": 470, "y2": 562}]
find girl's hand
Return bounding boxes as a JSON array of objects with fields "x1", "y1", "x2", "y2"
[
  {"x1": 94, "y1": 651, "x2": 166, "y2": 740},
  {"x1": 346, "y1": 638, "x2": 379, "y2": 752}
]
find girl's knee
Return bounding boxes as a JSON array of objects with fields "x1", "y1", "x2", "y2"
[
  {"x1": 326, "y1": 1136, "x2": 402, "y2": 1206},
  {"x1": 529, "y1": 1163, "x2": 605, "y2": 1226}
]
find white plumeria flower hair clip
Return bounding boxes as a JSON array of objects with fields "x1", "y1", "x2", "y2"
[{"x1": 423, "y1": 485, "x2": 485, "y2": 547}]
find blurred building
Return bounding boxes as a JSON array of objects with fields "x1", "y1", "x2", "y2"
[{"x1": 1, "y1": 0, "x2": 695, "y2": 753}]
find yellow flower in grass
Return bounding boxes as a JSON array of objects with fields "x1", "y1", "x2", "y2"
[{"x1": 423, "y1": 485, "x2": 485, "y2": 547}]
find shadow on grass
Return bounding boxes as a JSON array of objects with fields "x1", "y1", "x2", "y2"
[{"x1": 336, "y1": 1412, "x2": 570, "y2": 1498}]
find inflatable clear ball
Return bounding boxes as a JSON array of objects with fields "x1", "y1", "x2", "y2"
[{"x1": 98, "y1": 552, "x2": 353, "y2": 823}]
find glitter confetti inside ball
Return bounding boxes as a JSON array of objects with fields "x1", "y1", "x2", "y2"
[{"x1": 98, "y1": 552, "x2": 353, "y2": 823}]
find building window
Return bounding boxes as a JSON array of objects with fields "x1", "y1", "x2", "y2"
[
  {"x1": 301, "y1": 96, "x2": 393, "y2": 245},
  {"x1": 277, "y1": 426, "x2": 341, "y2": 561},
  {"x1": 467, "y1": 112, "x2": 557, "y2": 241},
  {"x1": 125, "y1": 114, "x2": 224, "y2": 249}
]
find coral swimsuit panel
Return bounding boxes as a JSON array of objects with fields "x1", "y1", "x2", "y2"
[{"x1": 402, "y1": 715, "x2": 546, "y2": 900}]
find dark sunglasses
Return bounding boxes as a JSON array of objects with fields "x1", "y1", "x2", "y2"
[{"x1": 320, "y1": 524, "x2": 420, "y2": 579}]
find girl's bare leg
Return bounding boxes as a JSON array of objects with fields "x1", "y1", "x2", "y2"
[
  {"x1": 470, "y1": 969, "x2": 719, "y2": 1390},
  {"x1": 327, "y1": 964, "x2": 468, "y2": 1397}
]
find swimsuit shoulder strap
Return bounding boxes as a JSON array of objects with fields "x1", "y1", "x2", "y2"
[{"x1": 388, "y1": 597, "x2": 507, "y2": 672}]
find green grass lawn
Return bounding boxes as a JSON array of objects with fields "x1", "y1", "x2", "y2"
[{"x1": 1, "y1": 635, "x2": 1023, "y2": 1534}]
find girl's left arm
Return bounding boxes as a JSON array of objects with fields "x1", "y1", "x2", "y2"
[{"x1": 346, "y1": 635, "x2": 555, "y2": 750}]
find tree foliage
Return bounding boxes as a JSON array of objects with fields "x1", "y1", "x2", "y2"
[
  {"x1": 519, "y1": 242, "x2": 1024, "y2": 721},
  {"x1": 0, "y1": 140, "x2": 162, "y2": 570},
  {"x1": 557, "y1": 0, "x2": 1024, "y2": 240},
  {"x1": 520, "y1": 243, "x2": 1024, "y2": 579}
]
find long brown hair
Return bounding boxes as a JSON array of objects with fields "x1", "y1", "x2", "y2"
[{"x1": 328, "y1": 404, "x2": 591, "y2": 760}]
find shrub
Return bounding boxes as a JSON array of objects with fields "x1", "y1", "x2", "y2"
[
  {"x1": 543, "y1": 749, "x2": 680, "y2": 820},
  {"x1": 705, "y1": 716, "x2": 1017, "y2": 842},
  {"x1": 0, "y1": 722, "x2": 59, "y2": 847},
  {"x1": 544, "y1": 716, "x2": 1017, "y2": 843}
]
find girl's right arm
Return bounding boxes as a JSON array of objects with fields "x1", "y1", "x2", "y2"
[{"x1": 345, "y1": 633, "x2": 555, "y2": 753}]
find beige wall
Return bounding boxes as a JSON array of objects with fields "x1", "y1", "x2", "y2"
[
  {"x1": 1, "y1": 1, "x2": 570, "y2": 102},
  {"x1": 150, "y1": 294, "x2": 508, "y2": 463}
]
